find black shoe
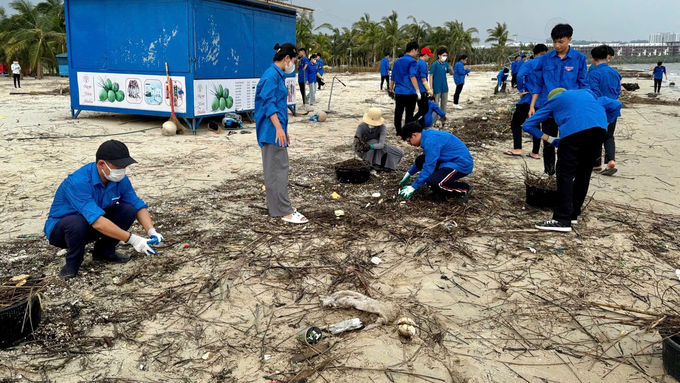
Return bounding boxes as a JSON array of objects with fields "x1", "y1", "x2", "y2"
[
  {"x1": 93, "y1": 251, "x2": 130, "y2": 264},
  {"x1": 462, "y1": 185, "x2": 473, "y2": 204},
  {"x1": 535, "y1": 219, "x2": 571, "y2": 232},
  {"x1": 59, "y1": 265, "x2": 78, "y2": 279}
]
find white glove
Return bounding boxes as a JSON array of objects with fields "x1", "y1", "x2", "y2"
[
  {"x1": 147, "y1": 228, "x2": 164, "y2": 245},
  {"x1": 399, "y1": 186, "x2": 416, "y2": 199},
  {"x1": 546, "y1": 136, "x2": 561, "y2": 147},
  {"x1": 126, "y1": 234, "x2": 158, "y2": 256},
  {"x1": 416, "y1": 91, "x2": 422, "y2": 101},
  {"x1": 399, "y1": 171, "x2": 412, "y2": 185}
]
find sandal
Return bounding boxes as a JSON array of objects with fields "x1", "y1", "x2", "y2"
[
  {"x1": 526, "y1": 153, "x2": 540, "y2": 160},
  {"x1": 600, "y1": 167, "x2": 618, "y2": 176},
  {"x1": 282, "y1": 210, "x2": 309, "y2": 224},
  {"x1": 503, "y1": 151, "x2": 522, "y2": 157}
]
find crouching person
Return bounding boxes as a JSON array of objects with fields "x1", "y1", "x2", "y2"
[
  {"x1": 354, "y1": 108, "x2": 404, "y2": 171},
  {"x1": 397, "y1": 122, "x2": 474, "y2": 200},
  {"x1": 44, "y1": 140, "x2": 163, "y2": 278}
]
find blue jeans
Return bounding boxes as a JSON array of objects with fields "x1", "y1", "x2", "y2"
[{"x1": 48, "y1": 203, "x2": 137, "y2": 270}]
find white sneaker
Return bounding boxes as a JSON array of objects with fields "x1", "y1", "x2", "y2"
[{"x1": 453, "y1": 104, "x2": 463, "y2": 109}]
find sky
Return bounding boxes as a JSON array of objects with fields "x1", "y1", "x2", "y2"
[{"x1": 1, "y1": 0, "x2": 677, "y2": 45}]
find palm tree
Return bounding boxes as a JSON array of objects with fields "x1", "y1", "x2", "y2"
[
  {"x1": 296, "y1": 11, "x2": 316, "y2": 51},
  {"x1": 380, "y1": 11, "x2": 405, "y2": 60},
  {"x1": 486, "y1": 22, "x2": 512, "y2": 66},
  {"x1": 353, "y1": 13, "x2": 382, "y2": 66},
  {"x1": 405, "y1": 16, "x2": 430, "y2": 47}
]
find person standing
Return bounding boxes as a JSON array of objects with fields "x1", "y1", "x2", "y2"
[
  {"x1": 413, "y1": 47, "x2": 434, "y2": 122},
  {"x1": 354, "y1": 108, "x2": 404, "y2": 171},
  {"x1": 11, "y1": 60, "x2": 21, "y2": 88},
  {"x1": 510, "y1": 55, "x2": 522, "y2": 88},
  {"x1": 390, "y1": 41, "x2": 422, "y2": 136},
  {"x1": 588, "y1": 45, "x2": 622, "y2": 176},
  {"x1": 44, "y1": 140, "x2": 163, "y2": 278},
  {"x1": 306, "y1": 54, "x2": 318, "y2": 105},
  {"x1": 297, "y1": 48, "x2": 309, "y2": 107},
  {"x1": 453, "y1": 55, "x2": 471, "y2": 109},
  {"x1": 429, "y1": 48, "x2": 450, "y2": 122},
  {"x1": 380, "y1": 53, "x2": 391, "y2": 90},
  {"x1": 530, "y1": 23, "x2": 589, "y2": 175},
  {"x1": 316, "y1": 53, "x2": 325, "y2": 90},
  {"x1": 255, "y1": 43, "x2": 308, "y2": 224},
  {"x1": 651, "y1": 62, "x2": 667, "y2": 94}
]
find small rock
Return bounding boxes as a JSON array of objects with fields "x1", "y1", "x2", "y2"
[
  {"x1": 263, "y1": 354, "x2": 271, "y2": 361},
  {"x1": 202, "y1": 352, "x2": 212, "y2": 360},
  {"x1": 372, "y1": 192, "x2": 381, "y2": 198},
  {"x1": 331, "y1": 192, "x2": 341, "y2": 200},
  {"x1": 334, "y1": 210, "x2": 345, "y2": 217},
  {"x1": 370, "y1": 257, "x2": 382, "y2": 265}
]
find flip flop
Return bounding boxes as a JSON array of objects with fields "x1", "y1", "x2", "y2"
[
  {"x1": 282, "y1": 210, "x2": 309, "y2": 224},
  {"x1": 526, "y1": 153, "x2": 540, "y2": 160},
  {"x1": 600, "y1": 168, "x2": 618, "y2": 176},
  {"x1": 503, "y1": 151, "x2": 522, "y2": 157},
  {"x1": 592, "y1": 167, "x2": 603, "y2": 172}
]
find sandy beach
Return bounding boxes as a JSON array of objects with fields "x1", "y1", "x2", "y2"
[{"x1": 1, "y1": 69, "x2": 680, "y2": 383}]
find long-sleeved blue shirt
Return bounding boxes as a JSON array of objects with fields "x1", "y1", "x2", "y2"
[
  {"x1": 653, "y1": 66, "x2": 667, "y2": 79},
  {"x1": 587, "y1": 63, "x2": 622, "y2": 100},
  {"x1": 316, "y1": 59, "x2": 324, "y2": 76},
  {"x1": 44, "y1": 162, "x2": 148, "y2": 239},
  {"x1": 517, "y1": 57, "x2": 542, "y2": 106},
  {"x1": 429, "y1": 60, "x2": 450, "y2": 94},
  {"x1": 497, "y1": 70, "x2": 508, "y2": 86},
  {"x1": 306, "y1": 62, "x2": 318, "y2": 84},
  {"x1": 533, "y1": 47, "x2": 588, "y2": 104},
  {"x1": 523, "y1": 89, "x2": 622, "y2": 141},
  {"x1": 255, "y1": 64, "x2": 289, "y2": 148},
  {"x1": 408, "y1": 129, "x2": 474, "y2": 190},
  {"x1": 422, "y1": 100, "x2": 446, "y2": 128},
  {"x1": 392, "y1": 55, "x2": 418, "y2": 95},
  {"x1": 417, "y1": 59, "x2": 430, "y2": 93},
  {"x1": 453, "y1": 61, "x2": 470, "y2": 85},
  {"x1": 511, "y1": 60, "x2": 524, "y2": 74},
  {"x1": 380, "y1": 57, "x2": 390, "y2": 76},
  {"x1": 297, "y1": 56, "x2": 309, "y2": 83}
]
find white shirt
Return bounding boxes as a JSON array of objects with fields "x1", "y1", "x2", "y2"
[{"x1": 11, "y1": 63, "x2": 20, "y2": 74}]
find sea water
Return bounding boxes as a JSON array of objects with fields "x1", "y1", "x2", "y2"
[{"x1": 618, "y1": 63, "x2": 680, "y2": 95}]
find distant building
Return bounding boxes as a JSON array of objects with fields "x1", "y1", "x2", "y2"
[
  {"x1": 572, "y1": 42, "x2": 680, "y2": 57},
  {"x1": 649, "y1": 32, "x2": 680, "y2": 44}
]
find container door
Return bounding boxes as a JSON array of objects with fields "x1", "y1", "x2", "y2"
[{"x1": 252, "y1": 9, "x2": 296, "y2": 78}]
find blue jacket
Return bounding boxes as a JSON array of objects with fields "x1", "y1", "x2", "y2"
[
  {"x1": 511, "y1": 60, "x2": 524, "y2": 74},
  {"x1": 422, "y1": 100, "x2": 446, "y2": 128},
  {"x1": 533, "y1": 47, "x2": 588, "y2": 104},
  {"x1": 255, "y1": 64, "x2": 290, "y2": 147},
  {"x1": 653, "y1": 66, "x2": 666, "y2": 79},
  {"x1": 44, "y1": 163, "x2": 148, "y2": 239},
  {"x1": 316, "y1": 58, "x2": 324, "y2": 76},
  {"x1": 587, "y1": 63, "x2": 622, "y2": 100},
  {"x1": 380, "y1": 57, "x2": 390, "y2": 76},
  {"x1": 408, "y1": 129, "x2": 474, "y2": 190},
  {"x1": 523, "y1": 89, "x2": 622, "y2": 140},
  {"x1": 306, "y1": 62, "x2": 318, "y2": 84},
  {"x1": 454, "y1": 61, "x2": 470, "y2": 85},
  {"x1": 497, "y1": 70, "x2": 508, "y2": 86},
  {"x1": 417, "y1": 59, "x2": 430, "y2": 93},
  {"x1": 392, "y1": 55, "x2": 418, "y2": 95},
  {"x1": 298, "y1": 56, "x2": 310, "y2": 83},
  {"x1": 517, "y1": 57, "x2": 542, "y2": 106},
  {"x1": 429, "y1": 60, "x2": 450, "y2": 94}
]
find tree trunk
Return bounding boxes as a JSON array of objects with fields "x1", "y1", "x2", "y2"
[{"x1": 37, "y1": 63, "x2": 44, "y2": 80}]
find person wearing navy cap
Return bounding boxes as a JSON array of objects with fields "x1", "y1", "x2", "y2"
[{"x1": 45, "y1": 140, "x2": 163, "y2": 278}]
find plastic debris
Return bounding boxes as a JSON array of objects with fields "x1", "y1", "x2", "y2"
[
  {"x1": 324, "y1": 318, "x2": 364, "y2": 335},
  {"x1": 334, "y1": 210, "x2": 345, "y2": 217},
  {"x1": 331, "y1": 192, "x2": 341, "y2": 200},
  {"x1": 676, "y1": 269, "x2": 680, "y2": 281},
  {"x1": 263, "y1": 354, "x2": 271, "y2": 361},
  {"x1": 183, "y1": 244, "x2": 190, "y2": 249},
  {"x1": 528, "y1": 247, "x2": 537, "y2": 254},
  {"x1": 297, "y1": 327, "x2": 323, "y2": 345},
  {"x1": 321, "y1": 290, "x2": 399, "y2": 325},
  {"x1": 202, "y1": 352, "x2": 212, "y2": 360},
  {"x1": 370, "y1": 257, "x2": 382, "y2": 265},
  {"x1": 397, "y1": 317, "x2": 417, "y2": 338},
  {"x1": 372, "y1": 192, "x2": 381, "y2": 198}
]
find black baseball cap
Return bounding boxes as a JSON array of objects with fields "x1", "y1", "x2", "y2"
[{"x1": 96, "y1": 140, "x2": 137, "y2": 168}]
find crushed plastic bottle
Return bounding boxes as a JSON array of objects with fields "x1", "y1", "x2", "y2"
[{"x1": 324, "y1": 318, "x2": 364, "y2": 335}]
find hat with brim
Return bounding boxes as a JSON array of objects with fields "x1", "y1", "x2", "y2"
[
  {"x1": 363, "y1": 108, "x2": 385, "y2": 126},
  {"x1": 96, "y1": 140, "x2": 137, "y2": 168}
]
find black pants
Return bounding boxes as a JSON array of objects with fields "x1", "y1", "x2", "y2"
[
  {"x1": 317, "y1": 77, "x2": 324, "y2": 90},
  {"x1": 595, "y1": 119, "x2": 617, "y2": 167},
  {"x1": 511, "y1": 74, "x2": 517, "y2": 88},
  {"x1": 48, "y1": 203, "x2": 137, "y2": 271},
  {"x1": 298, "y1": 82, "x2": 306, "y2": 104},
  {"x1": 414, "y1": 155, "x2": 470, "y2": 195},
  {"x1": 394, "y1": 94, "x2": 417, "y2": 136},
  {"x1": 494, "y1": 82, "x2": 507, "y2": 94},
  {"x1": 453, "y1": 84, "x2": 464, "y2": 105},
  {"x1": 511, "y1": 103, "x2": 541, "y2": 153},
  {"x1": 13, "y1": 74, "x2": 20, "y2": 88},
  {"x1": 413, "y1": 91, "x2": 430, "y2": 122},
  {"x1": 553, "y1": 127, "x2": 606, "y2": 225},
  {"x1": 542, "y1": 118, "x2": 559, "y2": 175},
  {"x1": 380, "y1": 75, "x2": 389, "y2": 90},
  {"x1": 654, "y1": 78, "x2": 662, "y2": 93}
]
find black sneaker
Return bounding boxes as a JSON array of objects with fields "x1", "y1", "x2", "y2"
[
  {"x1": 59, "y1": 265, "x2": 78, "y2": 279},
  {"x1": 93, "y1": 251, "x2": 130, "y2": 264},
  {"x1": 535, "y1": 219, "x2": 572, "y2": 232},
  {"x1": 462, "y1": 185, "x2": 473, "y2": 204}
]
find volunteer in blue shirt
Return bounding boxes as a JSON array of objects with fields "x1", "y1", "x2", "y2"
[
  {"x1": 651, "y1": 62, "x2": 667, "y2": 94},
  {"x1": 380, "y1": 53, "x2": 391, "y2": 90},
  {"x1": 418, "y1": 97, "x2": 446, "y2": 128},
  {"x1": 306, "y1": 54, "x2": 318, "y2": 105},
  {"x1": 530, "y1": 23, "x2": 589, "y2": 175},
  {"x1": 588, "y1": 45, "x2": 623, "y2": 176},
  {"x1": 398, "y1": 122, "x2": 474, "y2": 201},
  {"x1": 255, "y1": 43, "x2": 308, "y2": 224},
  {"x1": 510, "y1": 55, "x2": 523, "y2": 88},
  {"x1": 453, "y1": 55, "x2": 471, "y2": 109},
  {"x1": 429, "y1": 48, "x2": 451, "y2": 122},
  {"x1": 413, "y1": 47, "x2": 434, "y2": 122},
  {"x1": 44, "y1": 140, "x2": 163, "y2": 278},
  {"x1": 390, "y1": 41, "x2": 422, "y2": 136},
  {"x1": 523, "y1": 88, "x2": 622, "y2": 232},
  {"x1": 505, "y1": 44, "x2": 548, "y2": 158},
  {"x1": 316, "y1": 53, "x2": 325, "y2": 90},
  {"x1": 297, "y1": 48, "x2": 309, "y2": 107},
  {"x1": 495, "y1": 68, "x2": 509, "y2": 94}
]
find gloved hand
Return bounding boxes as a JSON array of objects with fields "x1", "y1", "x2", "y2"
[
  {"x1": 546, "y1": 136, "x2": 561, "y2": 148},
  {"x1": 399, "y1": 185, "x2": 416, "y2": 199},
  {"x1": 399, "y1": 171, "x2": 412, "y2": 185},
  {"x1": 416, "y1": 91, "x2": 421, "y2": 101},
  {"x1": 127, "y1": 234, "x2": 158, "y2": 256},
  {"x1": 369, "y1": 144, "x2": 374, "y2": 150},
  {"x1": 147, "y1": 228, "x2": 164, "y2": 245}
]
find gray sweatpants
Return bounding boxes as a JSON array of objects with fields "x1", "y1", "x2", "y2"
[
  {"x1": 261, "y1": 144, "x2": 294, "y2": 217},
  {"x1": 433, "y1": 92, "x2": 448, "y2": 123}
]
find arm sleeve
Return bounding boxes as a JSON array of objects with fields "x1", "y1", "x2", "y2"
[
  {"x1": 62, "y1": 179, "x2": 105, "y2": 225},
  {"x1": 578, "y1": 56, "x2": 589, "y2": 89},
  {"x1": 588, "y1": 72, "x2": 602, "y2": 97},
  {"x1": 408, "y1": 60, "x2": 417, "y2": 79},
  {"x1": 408, "y1": 164, "x2": 419, "y2": 175},
  {"x1": 454, "y1": 63, "x2": 463, "y2": 76},
  {"x1": 432, "y1": 103, "x2": 445, "y2": 118},
  {"x1": 412, "y1": 141, "x2": 443, "y2": 190},
  {"x1": 517, "y1": 63, "x2": 531, "y2": 92},
  {"x1": 533, "y1": 60, "x2": 545, "y2": 96},
  {"x1": 599, "y1": 98, "x2": 622, "y2": 123},
  {"x1": 523, "y1": 104, "x2": 553, "y2": 139},
  {"x1": 118, "y1": 177, "x2": 149, "y2": 211},
  {"x1": 428, "y1": 64, "x2": 435, "y2": 75},
  {"x1": 465, "y1": 68, "x2": 470, "y2": 75},
  {"x1": 259, "y1": 78, "x2": 279, "y2": 118},
  {"x1": 371, "y1": 125, "x2": 387, "y2": 150}
]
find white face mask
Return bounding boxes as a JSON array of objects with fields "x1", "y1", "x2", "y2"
[
  {"x1": 284, "y1": 59, "x2": 296, "y2": 74},
  {"x1": 103, "y1": 162, "x2": 126, "y2": 182},
  {"x1": 440, "y1": 56, "x2": 448, "y2": 62}
]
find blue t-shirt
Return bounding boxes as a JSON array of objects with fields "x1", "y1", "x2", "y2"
[
  {"x1": 587, "y1": 63, "x2": 622, "y2": 100},
  {"x1": 392, "y1": 55, "x2": 418, "y2": 95},
  {"x1": 297, "y1": 57, "x2": 310, "y2": 83},
  {"x1": 380, "y1": 57, "x2": 390, "y2": 76},
  {"x1": 422, "y1": 100, "x2": 446, "y2": 128},
  {"x1": 511, "y1": 60, "x2": 524, "y2": 74},
  {"x1": 453, "y1": 61, "x2": 470, "y2": 85},
  {"x1": 407, "y1": 129, "x2": 474, "y2": 190},
  {"x1": 416, "y1": 59, "x2": 429, "y2": 93},
  {"x1": 255, "y1": 64, "x2": 289, "y2": 148},
  {"x1": 429, "y1": 60, "x2": 450, "y2": 94},
  {"x1": 306, "y1": 62, "x2": 318, "y2": 84},
  {"x1": 523, "y1": 89, "x2": 622, "y2": 140},
  {"x1": 533, "y1": 47, "x2": 589, "y2": 99},
  {"x1": 497, "y1": 70, "x2": 508, "y2": 86},
  {"x1": 653, "y1": 66, "x2": 666, "y2": 79},
  {"x1": 316, "y1": 59, "x2": 324, "y2": 76},
  {"x1": 44, "y1": 163, "x2": 148, "y2": 239},
  {"x1": 517, "y1": 57, "x2": 542, "y2": 106}
]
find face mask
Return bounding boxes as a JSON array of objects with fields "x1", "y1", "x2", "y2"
[
  {"x1": 103, "y1": 162, "x2": 126, "y2": 182},
  {"x1": 440, "y1": 56, "x2": 448, "y2": 62},
  {"x1": 285, "y1": 59, "x2": 296, "y2": 74}
]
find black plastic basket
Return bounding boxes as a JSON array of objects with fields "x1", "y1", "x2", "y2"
[
  {"x1": 525, "y1": 184, "x2": 557, "y2": 208},
  {"x1": 335, "y1": 166, "x2": 371, "y2": 184},
  {"x1": 0, "y1": 295, "x2": 42, "y2": 348},
  {"x1": 661, "y1": 330, "x2": 680, "y2": 380}
]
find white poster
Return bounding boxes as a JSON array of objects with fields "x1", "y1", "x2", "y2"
[
  {"x1": 194, "y1": 77, "x2": 297, "y2": 117},
  {"x1": 77, "y1": 72, "x2": 187, "y2": 113}
]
